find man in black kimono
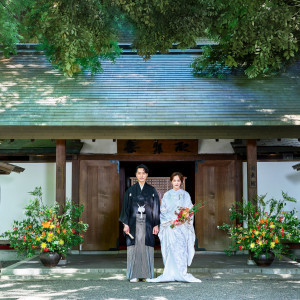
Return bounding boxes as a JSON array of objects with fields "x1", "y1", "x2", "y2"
[{"x1": 119, "y1": 164, "x2": 160, "y2": 282}]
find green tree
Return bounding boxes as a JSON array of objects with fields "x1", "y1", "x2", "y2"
[
  {"x1": 24, "y1": 0, "x2": 121, "y2": 76},
  {"x1": 0, "y1": 0, "x2": 27, "y2": 56},
  {"x1": 0, "y1": 0, "x2": 299, "y2": 77},
  {"x1": 192, "y1": 0, "x2": 300, "y2": 78}
]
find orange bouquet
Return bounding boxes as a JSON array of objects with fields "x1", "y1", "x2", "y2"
[{"x1": 170, "y1": 202, "x2": 205, "y2": 228}]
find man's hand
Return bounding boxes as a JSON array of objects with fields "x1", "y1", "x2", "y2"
[
  {"x1": 153, "y1": 225, "x2": 159, "y2": 235},
  {"x1": 123, "y1": 224, "x2": 130, "y2": 235}
]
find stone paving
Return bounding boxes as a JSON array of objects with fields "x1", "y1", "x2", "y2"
[{"x1": 1, "y1": 252, "x2": 299, "y2": 280}]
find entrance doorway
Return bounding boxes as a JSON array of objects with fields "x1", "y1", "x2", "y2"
[
  {"x1": 118, "y1": 161, "x2": 196, "y2": 248},
  {"x1": 78, "y1": 158, "x2": 241, "y2": 251}
]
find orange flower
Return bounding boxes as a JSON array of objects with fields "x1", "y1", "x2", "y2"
[
  {"x1": 57, "y1": 228, "x2": 61, "y2": 234},
  {"x1": 260, "y1": 218, "x2": 265, "y2": 224},
  {"x1": 274, "y1": 237, "x2": 279, "y2": 243},
  {"x1": 63, "y1": 229, "x2": 67, "y2": 234},
  {"x1": 182, "y1": 208, "x2": 190, "y2": 218},
  {"x1": 42, "y1": 231, "x2": 46, "y2": 236},
  {"x1": 42, "y1": 221, "x2": 50, "y2": 229}
]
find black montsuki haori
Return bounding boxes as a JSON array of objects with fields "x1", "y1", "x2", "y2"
[{"x1": 119, "y1": 182, "x2": 160, "y2": 247}]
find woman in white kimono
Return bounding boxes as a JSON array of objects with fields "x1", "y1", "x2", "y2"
[{"x1": 147, "y1": 172, "x2": 201, "y2": 283}]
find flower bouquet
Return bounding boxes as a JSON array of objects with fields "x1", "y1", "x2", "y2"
[{"x1": 170, "y1": 202, "x2": 205, "y2": 228}]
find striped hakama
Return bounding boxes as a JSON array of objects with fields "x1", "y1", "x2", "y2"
[{"x1": 127, "y1": 214, "x2": 154, "y2": 280}]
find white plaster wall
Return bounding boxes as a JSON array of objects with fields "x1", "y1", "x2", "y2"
[
  {"x1": 80, "y1": 139, "x2": 117, "y2": 154},
  {"x1": 0, "y1": 163, "x2": 72, "y2": 235},
  {"x1": 198, "y1": 139, "x2": 234, "y2": 154},
  {"x1": 243, "y1": 162, "x2": 300, "y2": 218}
]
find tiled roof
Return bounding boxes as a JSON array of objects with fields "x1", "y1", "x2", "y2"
[{"x1": 0, "y1": 54, "x2": 299, "y2": 139}]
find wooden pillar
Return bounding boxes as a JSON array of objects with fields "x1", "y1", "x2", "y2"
[
  {"x1": 72, "y1": 155, "x2": 80, "y2": 206},
  {"x1": 247, "y1": 139, "x2": 257, "y2": 204},
  {"x1": 56, "y1": 139, "x2": 66, "y2": 209}
]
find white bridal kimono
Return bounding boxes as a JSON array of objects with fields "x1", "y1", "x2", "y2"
[{"x1": 148, "y1": 189, "x2": 201, "y2": 283}]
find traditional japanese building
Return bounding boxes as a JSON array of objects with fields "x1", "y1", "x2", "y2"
[{"x1": 0, "y1": 44, "x2": 299, "y2": 251}]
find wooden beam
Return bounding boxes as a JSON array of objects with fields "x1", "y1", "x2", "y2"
[
  {"x1": 0, "y1": 162, "x2": 25, "y2": 174},
  {"x1": 247, "y1": 139, "x2": 257, "y2": 204},
  {"x1": 72, "y1": 155, "x2": 80, "y2": 206},
  {"x1": 56, "y1": 140, "x2": 66, "y2": 209},
  {"x1": 292, "y1": 163, "x2": 300, "y2": 171}
]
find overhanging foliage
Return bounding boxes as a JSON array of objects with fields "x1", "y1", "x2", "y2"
[{"x1": 0, "y1": 0, "x2": 299, "y2": 77}]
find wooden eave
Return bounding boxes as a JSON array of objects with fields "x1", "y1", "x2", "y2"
[
  {"x1": 0, "y1": 139, "x2": 83, "y2": 154},
  {"x1": 293, "y1": 163, "x2": 300, "y2": 171},
  {"x1": 232, "y1": 139, "x2": 300, "y2": 154},
  {"x1": 0, "y1": 125, "x2": 300, "y2": 140},
  {"x1": 0, "y1": 162, "x2": 25, "y2": 174}
]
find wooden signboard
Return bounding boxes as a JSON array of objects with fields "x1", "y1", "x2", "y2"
[{"x1": 118, "y1": 140, "x2": 198, "y2": 155}]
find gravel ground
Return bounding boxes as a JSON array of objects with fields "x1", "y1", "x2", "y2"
[{"x1": 0, "y1": 277, "x2": 299, "y2": 300}]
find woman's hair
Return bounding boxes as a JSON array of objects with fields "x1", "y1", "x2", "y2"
[{"x1": 170, "y1": 172, "x2": 184, "y2": 182}]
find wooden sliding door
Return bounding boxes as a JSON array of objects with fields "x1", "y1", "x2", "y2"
[
  {"x1": 79, "y1": 160, "x2": 119, "y2": 250},
  {"x1": 195, "y1": 160, "x2": 242, "y2": 251}
]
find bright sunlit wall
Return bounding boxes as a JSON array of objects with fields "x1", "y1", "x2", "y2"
[
  {"x1": 243, "y1": 162, "x2": 300, "y2": 218},
  {"x1": 0, "y1": 163, "x2": 72, "y2": 235}
]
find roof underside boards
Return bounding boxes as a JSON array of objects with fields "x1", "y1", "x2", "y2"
[
  {"x1": 0, "y1": 139, "x2": 83, "y2": 154},
  {"x1": 231, "y1": 138, "x2": 300, "y2": 156},
  {"x1": 0, "y1": 54, "x2": 299, "y2": 139}
]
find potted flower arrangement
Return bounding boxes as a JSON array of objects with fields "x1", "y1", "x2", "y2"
[
  {"x1": 1, "y1": 187, "x2": 88, "y2": 267},
  {"x1": 218, "y1": 192, "x2": 300, "y2": 266}
]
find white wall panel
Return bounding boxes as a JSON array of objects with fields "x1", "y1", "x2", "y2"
[{"x1": 0, "y1": 163, "x2": 72, "y2": 235}]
